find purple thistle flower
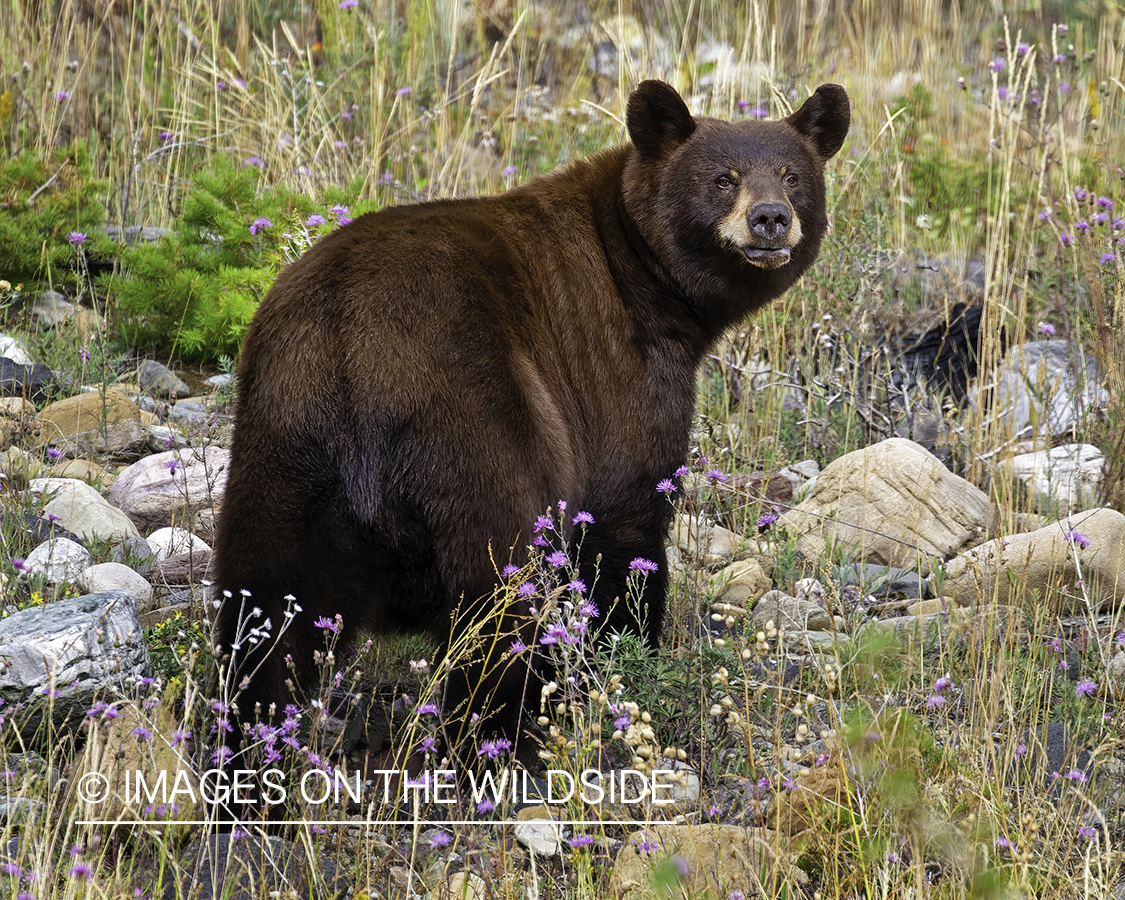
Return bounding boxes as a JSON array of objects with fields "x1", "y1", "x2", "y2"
[
  {"x1": 517, "y1": 581, "x2": 537, "y2": 598},
  {"x1": 1076, "y1": 680, "x2": 1097, "y2": 698},
  {"x1": 546, "y1": 550, "x2": 569, "y2": 568},
  {"x1": 502, "y1": 165, "x2": 518, "y2": 178},
  {"x1": 416, "y1": 702, "x2": 439, "y2": 716},
  {"x1": 1078, "y1": 825, "x2": 1096, "y2": 840},
  {"x1": 1060, "y1": 233, "x2": 1074, "y2": 245},
  {"x1": 568, "y1": 578, "x2": 587, "y2": 595},
  {"x1": 614, "y1": 713, "x2": 630, "y2": 729},
  {"x1": 501, "y1": 564, "x2": 520, "y2": 578},
  {"x1": 68, "y1": 863, "x2": 94, "y2": 880},
  {"x1": 704, "y1": 468, "x2": 728, "y2": 482},
  {"x1": 1054, "y1": 53, "x2": 1066, "y2": 64},
  {"x1": 1016, "y1": 42, "x2": 1030, "y2": 55},
  {"x1": 68, "y1": 231, "x2": 87, "y2": 246},
  {"x1": 672, "y1": 854, "x2": 690, "y2": 877},
  {"x1": 131, "y1": 726, "x2": 152, "y2": 740},
  {"x1": 1074, "y1": 221, "x2": 1089, "y2": 234},
  {"x1": 11, "y1": 558, "x2": 29, "y2": 574},
  {"x1": 925, "y1": 694, "x2": 946, "y2": 710},
  {"x1": 1065, "y1": 768, "x2": 1087, "y2": 782},
  {"x1": 756, "y1": 509, "x2": 779, "y2": 528},
  {"x1": 1101, "y1": 253, "x2": 1117, "y2": 265},
  {"x1": 674, "y1": 465, "x2": 690, "y2": 478},
  {"x1": 997, "y1": 86, "x2": 1008, "y2": 100},
  {"x1": 313, "y1": 615, "x2": 340, "y2": 633},
  {"x1": 656, "y1": 478, "x2": 677, "y2": 494},
  {"x1": 579, "y1": 600, "x2": 598, "y2": 617},
  {"x1": 1058, "y1": 81, "x2": 1070, "y2": 94},
  {"x1": 1038, "y1": 322, "x2": 1056, "y2": 335},
  {"x1": 395, "y1": 86, "x2": 412, "y2": 98},
  {"x1": 478, "y1": 738, "x2": 512, "y2": 759},
  {"x1": 509, "y1": 639, "x2": 526, "y2": 655},
  {"x1": 1065, "y1": 530, "x2": 1090, "y2": 549},
  {"x1": 477, "y1": 798, "x2": 496, "y2": 813},
  {"x1": 244, "y1": 155, "x2": 264, "y2": 168},
  {"x1": 572, "y1": 510, "x2": 595, "y2": 526},
  {"x1": 339, "y1": 0, "x2": 358, "y2": 7},
  {"x1": 1037, "y1": 209, "x2": 1052, "y2": 221},
  {"x1": 1096, "y1": 196, "x2": 1113, "y2": 210},
  {"x1": 1113, "y1": 218, "x2": 1125, "y2": 230},
  {"x1": 989, "y1": 58, "x2": 1006, "y2": 73},
  {"x1": 570, "y1": 834, "x2": 595, "y2": 847},
  {"x1": 164, "y1": 458, "x2": 181, "y2": 473},
  {"x1": 56, "y1": 89, "x2": 69, "y2": 101},
  {"x1": 1075, "y1": 187, "x2": 1088, "y2": 202},
  {"x1": 533, "y1": 514, "x2": 554, "y2": 533},
  {"x1": 249, "y1": 216, "x2": 273, "y2": 235},
  {"x1": 305, "y1": 213, "x2": 327, "y2": 228},
  {"x1": 158, "y1": 130, "x2": 173, "y2": 142},
  {"x1": 539, "y1": 624, "x2": 568, "y2": 645},
  {"x1": 430, "y1": 830, "x2": 451, "y2": 848},
  {"x1": 629, "y1": 557, "x2": 658, "y2": 575},
  {"x1": 635, "y1": 839, "x2": 659, "y2": 853},
  {"x1": 748, "y1": 106, "x2": 767, "y2": 118},
  {"x1": 933, "y1": 675, "x2": 952, "y2": 692},
  {"x1": 1092, "y1": 212, "x2": 1110, "y2": 226}
]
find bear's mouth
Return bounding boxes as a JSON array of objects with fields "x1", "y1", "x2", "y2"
[{"x1": 743, "y1": 247, "x2": 792, "y2": 270}]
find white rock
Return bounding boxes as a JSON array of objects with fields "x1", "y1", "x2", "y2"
[
  {"x1": 513, "y1": 819, "x2": 563, "y2": 857},
  {"x1": 0, "y1": 334, "x2": 33, "y2": 366},
  {"x1": 651, "y1": 759, "x2": 700, "y2": 813},
  {"x1": 24, "y1": 538, "x2": 93, "y2": 582},
  {"x1": 146, "y1": 527, "x2": 211, "y2": 562},
  {"x1": 108, "y1": 447, "x2": 229, "y2": 535},
  {"x1": 1000, "y1": 443, "x2": 1105, "y2": 514},
  {"x1": 673, "y1": 514, "x2": 742, "y2": 563},
  {"x1": 980, "y1": 340, "x2": 1108, "y2": 439},
  {"x1": 29, "y1": 478, "x2": 141, "y2": 543},
  {"x1": 79, "y1": 562, "x2": 154, "y2": 608}
]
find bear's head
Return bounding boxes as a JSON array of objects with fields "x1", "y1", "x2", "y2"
[{"x1": 622, "y1": 80, "x2": 850, "y2": 323}]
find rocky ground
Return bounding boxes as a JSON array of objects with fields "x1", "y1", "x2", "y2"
[{"x1": 0, "y1": 319, "x2": 1121, "y2": 898}]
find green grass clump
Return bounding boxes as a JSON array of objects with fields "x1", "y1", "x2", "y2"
[{"x1": 0, "y1": 142, "x2": 111, "y2": 288}]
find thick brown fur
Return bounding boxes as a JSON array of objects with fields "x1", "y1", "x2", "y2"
[{"x1": 212, "y1": 80, "x2": 849, "y2": 776}]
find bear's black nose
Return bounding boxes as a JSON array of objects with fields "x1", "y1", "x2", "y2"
[{"x1": 748, "y1": 202, "x2": 791, "y2": 242}]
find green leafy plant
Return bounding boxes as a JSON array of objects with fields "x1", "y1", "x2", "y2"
[
  {"x1": 106, "y1": 155, "x2": 380, "y2": 361},
  {"x1": 0, "y1": 141, "x2": 111, "y2": 287}
]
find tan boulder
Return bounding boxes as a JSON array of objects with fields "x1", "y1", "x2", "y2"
[
  {"x1": 778, "y1": 438, "x2": 993, "y2": 574},
  {"x1": 610, "y1": 824, "x2": 785, "y2": 898},
  {"x1": 34, "y1": 389, "x2": 146, "y2": 458},
  {"x1": 940, "y1": 507, "x2": 1125, "y2": 611}
]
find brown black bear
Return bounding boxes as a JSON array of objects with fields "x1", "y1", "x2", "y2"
[{"x1": 212, "y1": 79, "x2": 849, "y2": 775}]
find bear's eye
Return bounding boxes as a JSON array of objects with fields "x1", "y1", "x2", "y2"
[
  {"x1": 715, "y1": 175, "x2": 735, "y2": 190},
  {"x1": 784, "y1": 172, "x2": 800, "y2": 188}
]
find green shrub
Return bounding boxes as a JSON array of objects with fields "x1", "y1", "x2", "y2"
[
  {"x1": 0, "y1": 141, "x2": 111, "y2": 286},
  {"x1": 106, "y1": 155, "x2": 381, "y2": 362}
]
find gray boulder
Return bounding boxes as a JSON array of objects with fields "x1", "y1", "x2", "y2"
[
  {"x1": 979, "y1": 340, "x2": 1108, "y2": 439},
  {"x1": 23, "y1": 537, "x2": 93, "y2": 583},
  {"x1": 0, "y1": 591, "x2": 150, "y2": 740}
]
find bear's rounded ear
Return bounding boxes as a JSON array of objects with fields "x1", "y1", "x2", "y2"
[
  {"x1": 788, "y1": 84, "x2": 851, "y2": 161},
  {"x1": 626, "y1": 80, "x2": 696, "y2": 159}
]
